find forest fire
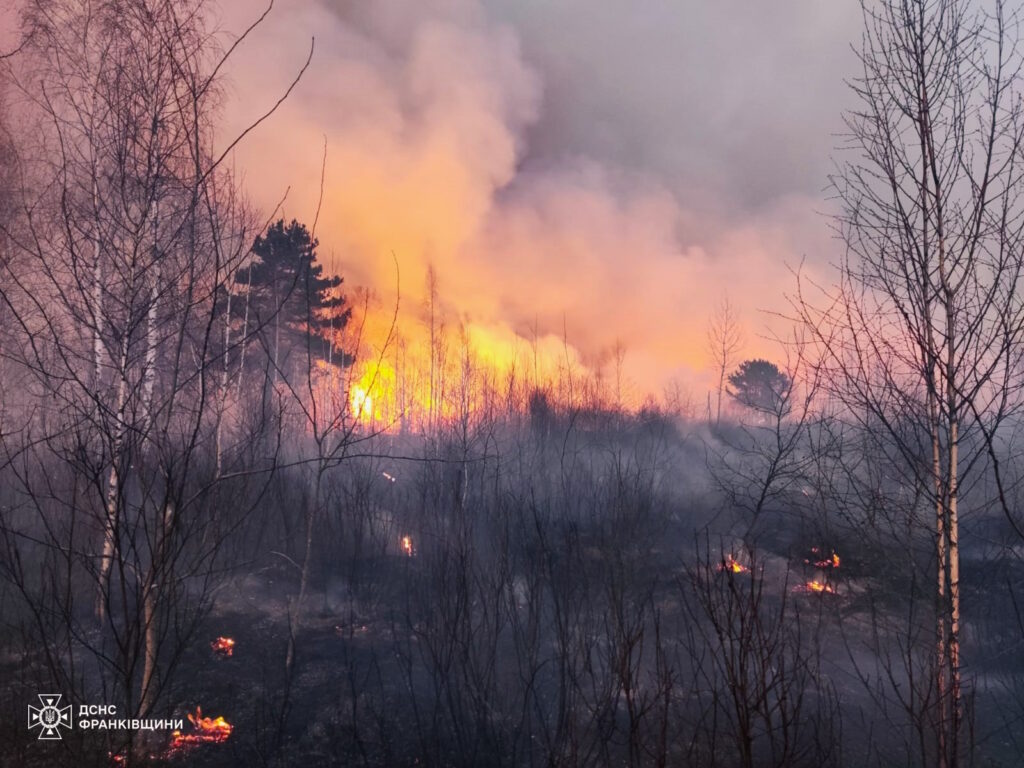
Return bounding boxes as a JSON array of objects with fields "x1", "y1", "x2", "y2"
[
  {"x1": 717, "y1": 555, "x2": 749, "y2": 574},
  {"x1": 1, "y1": 0, "x2": 1015, "y2": 764},
  {"x1": 210, "y1": 636, "x2": 235, "y2": 658},
  {"x1": 339, "y1": 319, "x2": 586, "y2": 433},
  {"x1": 167, "y1": 707, "x2": 233, "y2": 754}
]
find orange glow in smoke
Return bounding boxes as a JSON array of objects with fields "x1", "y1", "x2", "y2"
[{"x1": 401, "y1": 535, "x2": 414, "y2": 557}]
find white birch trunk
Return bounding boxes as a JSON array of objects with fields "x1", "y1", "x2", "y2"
[
  {"x1": 97, "y1": 338, "x2": 129, "y2": 622},
  {"x1": 216, "y1": 283, "x2": 232, "y2": 477},
  {"x1": 236, "y1": 263, "x2": 251, "y2": 400},
  {"x1": 92, "y1": 178, "x2": 104, "y2": 388}
]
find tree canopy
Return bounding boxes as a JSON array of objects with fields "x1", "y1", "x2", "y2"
[
  {"x1": 726, "y1": 359, "x2": 790, "y2": 414},
  {"x1": 236, "y1": 218, "x2": 352, "y2": 369}
]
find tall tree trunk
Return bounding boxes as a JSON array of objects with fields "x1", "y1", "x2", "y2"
[
  {"x1": 274, "y1": 279, "x2": 281, "y2": 385},
  {"x1": 237, "y1": 262, "x2": 252, "y2": 400},
  {"x1": 930, "y1": 389, "x2": 948, "y2": 768},
  {"x1": 91, "y1": 176, "x2": 104, "y2": 389},
  {"x1": 940, "y1": 234, "x2": 961, "y2": 766},
  {"x1": 217, "y1": 282, "x2": 232, "y2": 477},
  {"x1": 139, "y1": 498, "x2": 174, "y2": 717},
  {"x1": 286, "y1": 458, "x2": 325, "y2": 675},
  {"x1": 97, "y1": 340, "x2": 129, "y2": 622},
  {"x1": 142, "y1": 265, "x2": 160, "y2": 422}
]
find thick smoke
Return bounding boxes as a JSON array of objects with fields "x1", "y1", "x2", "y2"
[{"x1": 217, "y1": 0, "x2": 857, "y2": 397}]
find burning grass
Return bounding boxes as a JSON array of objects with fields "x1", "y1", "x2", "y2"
[
  {"x1": 794, "y1": 547, "x2": 842, "y2": 594},
  {"x1": 795, "y1": 579, "x2": 838, "y2": 595},
  {"x1": 167, "y1": 707, "x2": 233, "y2": 755}
]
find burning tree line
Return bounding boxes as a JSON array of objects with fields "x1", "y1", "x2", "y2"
[{"x1": 0, "y1": 0, "x2": 1023, "y2": 766}]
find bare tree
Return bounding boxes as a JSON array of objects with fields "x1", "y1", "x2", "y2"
[
  {"x1": 681, "y1": 541, "x2": 839, "y2": 768},
  {"x1": 795, "y1": 1, "x2": 1024, "y2": 764},
  {"x1": 0, "y1": 0, "x2": 310, "y2": 757},
  {"x1": 707, "y1": 343, "x2": 820, "y2": 551},
  {"x1": 707, "y1": 295, "x2": 743, "y2": 426}
]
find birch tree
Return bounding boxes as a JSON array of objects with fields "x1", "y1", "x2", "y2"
[
  {"x1": 795, "y1": 1, "x2": 1024, "y2": 764},
  {"x1": 0, "y1": 0, "x2": 310, "y2": 748},
  {"x1": 707, "y1": 295, "x2": 743, "y2": 426}
]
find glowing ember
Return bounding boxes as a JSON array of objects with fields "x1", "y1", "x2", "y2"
[
  {"x1": 168, "y1": 707, "x2": 233, "y2": 754},
  {"x1": 805, "y1": 547, "x2": 840, "y2": 569},
  {"x1": 210, "y1": 636, "x2": 235, "y2": 658},
  {"x1": 401, "y1": 535, "x2": 414, "y2": 557},
  {"x1": 335, "y1": 623, "x2": 369, "y2": 636},
  {"x1": 717, "y1": 554, "x2": 749, "y2": 574}
]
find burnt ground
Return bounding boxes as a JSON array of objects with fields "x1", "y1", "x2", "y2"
[{"x1": 3, "y1": 479, "x2": 1024, "y2": 766}]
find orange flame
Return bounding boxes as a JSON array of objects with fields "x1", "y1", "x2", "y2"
[
  {"x1": 810, "y1": 555, "x2": 839, "y2": 569},
  {"x1": 401, "y1": 535, "x2": 414, "y2": 557},
  {"x1": 168, "y1": 707, "x2": 233, "y2": 753},
  {"x1": 800, "y1": 580, "x2": 837, "y2": 594},
  {"x1": 805, "y1": 548, "x2": 840, "y2": 569},
  {"x1": 338, "y1": 310, "x2": 601, "y2": 434},
  {"x1": 717, "y1": 554, "x2": 749, "y2": 574},
  {"x1": 210, "y1": 636, "x2": 235, "y2": 658},
  {"x1": 348, "y1": 360, "x2": 396, "y2": 423}
]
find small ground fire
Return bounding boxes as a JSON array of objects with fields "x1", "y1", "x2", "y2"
[
  {"x1": 796, "y1": 580, "x2": 838, "y2": 595},
  {"x1": 210, "y1": 636, "x2": 235, "y2": 658},
  {"x1": 167, "y1": 707, "x2": 233, "y2": 754},
  {"x1": 796, "y1": 548, "x2": 841, "y2": 594},
  {"x1": 717, "y1": 554, "x2": 749, "y2": 574},
  {"x1": 806, "y1": 547, "x2": 840, "y2": 569}
]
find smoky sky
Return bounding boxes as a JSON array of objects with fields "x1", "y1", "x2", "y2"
[
  {"x1": 484, "y1": 1, "x2": 862, "y2": 212},
  {"x1": 212, "y1": 1, "x2": 864, "y2": 393}
]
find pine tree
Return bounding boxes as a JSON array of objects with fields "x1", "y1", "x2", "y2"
[
  {"x1": 235, "y1": 218, "x2": 352, "y2": 374},
  {"x1": 726, "y1": 359, "x2": 790, "y2": 415}
]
